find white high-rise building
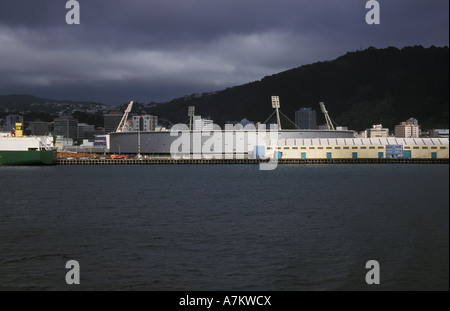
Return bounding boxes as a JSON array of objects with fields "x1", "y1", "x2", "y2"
[
  {"x1": 193, "y1": 116, "x2": 214, "y2": 131},
  {"x1": 364, "y1": 124, "x2": 390, "y2": 138},
  {"x1": 133, "y1": 115, "x2": 158, "y2": 132}
]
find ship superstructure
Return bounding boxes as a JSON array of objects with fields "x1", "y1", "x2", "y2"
[{"x1": 0, "y1": 123, "x2": 57, "y2": 165}]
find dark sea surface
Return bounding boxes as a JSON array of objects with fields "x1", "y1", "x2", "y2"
[{"x1": 0, "y1": 164, "x2": 448, "y2": 291}]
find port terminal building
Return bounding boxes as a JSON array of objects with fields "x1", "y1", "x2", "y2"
[
  {"x1": 108, "y1": 131, "x2": 448, "y2": 160},
  {"x1": 265, "y1": 137, "x2": 449, "y2": 160},
  {"x1": 107, "y1": 100, "x2": 448, "y2": 160}
]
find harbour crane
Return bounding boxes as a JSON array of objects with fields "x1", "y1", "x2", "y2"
[
  {"x1": 116, "y1": 101, "x2": 134, "y2": 132},
  {"x1": 320, "y1": 102, "x2": 335, "y2": 131}
]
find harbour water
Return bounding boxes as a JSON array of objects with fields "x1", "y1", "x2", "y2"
[{"x1": 0, "y1": 164, "x2": 448, "y2": 291}]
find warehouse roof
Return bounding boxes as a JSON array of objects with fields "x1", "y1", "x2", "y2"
[{"x1": 269, "y1": 137, "x2": 449, "y2": 146}]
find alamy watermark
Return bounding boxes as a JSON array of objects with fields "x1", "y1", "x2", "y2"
[
  {"x1": 66, "y1": 1, "x2": 380, "y2": 26},
  {"x1": 62, "y1": 259, "x2": 381, "y2": 288},
  {"x1": 365, "y1": 260, "x2": 381, "y2": 285},
  {"x1": 65, "y1": 260, "x2": 80, "y2": 285},
  {"x1": 65, "y1": 0, "x2": 80, "y2": 25},
  {"x1": 170, "y1": 123, "x2": 279, "y2": 170},
  {"x1": 366, "y1": 0, "x2": 381, "y2": 25}
]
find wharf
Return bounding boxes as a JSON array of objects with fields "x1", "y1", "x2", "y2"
[{"x1": 57, "y1": 158, "x2": 449, "y2": 165}]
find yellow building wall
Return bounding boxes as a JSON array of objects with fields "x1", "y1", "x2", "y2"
[
  {"x1": 268, "y1": 145, "x2": 385, "y2": 159},
  {"x1": 267, "y1": 144, "x2": 449, "y2": 159},
  {"x1": 404, "y1": 145, "x2": 449, "y2": 159}
]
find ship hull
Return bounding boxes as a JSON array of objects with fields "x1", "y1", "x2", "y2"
[{"x1": 0, "y1": 150, "x2": 57, "y2": 166}]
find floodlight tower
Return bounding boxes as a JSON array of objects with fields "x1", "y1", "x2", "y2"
[
  {"x1": 188, "y1": 106, "x2": 195, "y2": 131},
  {"x1": 271, "y1": 96, "x2": 282, "y2": 130},
  {"x1": 136, "y1": 116, "x2": 141, "y2": 159},
  {"x1": 320, "y1": 102, "x2": 335, "y2": 131}
]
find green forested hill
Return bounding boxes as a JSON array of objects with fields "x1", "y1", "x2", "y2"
[
  {"x1": 0, "y1": 95, "x2": 108, "y2": 128},
  {"x1": 148, "y1": 46, "x2": 449, "y2": 131}
]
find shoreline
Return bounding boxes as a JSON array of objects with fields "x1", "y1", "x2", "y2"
[{"x1": 57, "y1": 158, "x2": 450, "y2": 165}]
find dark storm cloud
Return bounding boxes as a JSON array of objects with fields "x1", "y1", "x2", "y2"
[{"x1": 0, "y1": 0, "x2": 448, "y2": 105}]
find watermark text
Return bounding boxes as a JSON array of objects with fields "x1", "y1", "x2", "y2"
[
  {"x1": 170, "y1": 123, "x2": 279, "y2": 170},
  {"x1": 366, "y1": 260, "x2": 381, "y2": 285},
  {"x1": 65, "y1": 260, "x2": 80, "y2": 285},
  {"x1": 66, "y1": 0, "x2": 80, "y2": 25},
  {"x1": 366, "y1": 0, "x2": 380, "y2": 25}
]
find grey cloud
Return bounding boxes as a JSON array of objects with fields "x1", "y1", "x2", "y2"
[{"x1": 0, "y1": 0, "x2": 448, "y2": 104}]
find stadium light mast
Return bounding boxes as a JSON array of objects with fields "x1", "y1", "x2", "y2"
[
  {"x1": 188, "y1": 106, "x2": 195, "y2": 131},
  {"x1": 272, "y1": 96, "x2": 282, "y2": 130}
]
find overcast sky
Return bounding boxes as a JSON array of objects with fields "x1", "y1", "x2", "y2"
[{"x1": 0, "y1": 0, "x2": 448, "y2": 105}]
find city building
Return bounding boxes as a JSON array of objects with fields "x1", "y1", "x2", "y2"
[
  {"x1": 80, "y1": 140, "x2": 95, "y2": 147},
  {"x1": 154, "y1": 126, "x2": 169, "y2": 132},
  {"x1": 0, "y1": 118, "x2": 6, "y2": 132},
  {"x1": 295, "y1": 108, "x2": 317, "y2": 130},
  {"x1": 55, "y1": 137, "x2": 74, "y2": 151},
  {"x1": 54, "y1": 117, "x2": 78, "y2": 139},
  {"x1": 94, "y1": 135, "x2": 110, "y2": 149},
  {"x1": 104, "y1": 111, "x2": 123, "y2": 134},
  {"x1": 78, "y1": 123, "x2": 95, "y2": 139},
  {"x1": 30, "y1": 122, "x2": 51, "y2": 136},
  {"x1": 83, "y1": 128, "x2": 105, "y2": 139},
  {"x1": 363, "y1": 124, "x2": 390, "y2": 138},
  {"x1": 429, "y1": 129, "x2": 449, "y2": 138},
  {"x1": 395, "y1": 119, "x2": 420, "y2": 138},
  {"x1": 132, "y1": 115, "x2": 158, "y2": 132},
  {"x1": 6, "y1": 115, "x2": 24, "y2": 131},
  {"x1": 193, "y1": 116, "x2": 214, "y2": 131},
  {"x1": 406, "y1": 117, "x2": 419, "y2": 126}
]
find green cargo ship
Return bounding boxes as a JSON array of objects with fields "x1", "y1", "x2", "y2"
[
  {"x1": 0, "y1": 150, "x2": 57, "y2": 166},
  {"x1": 0, "y1": 132, "x2": 57, "y2": 166}
]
